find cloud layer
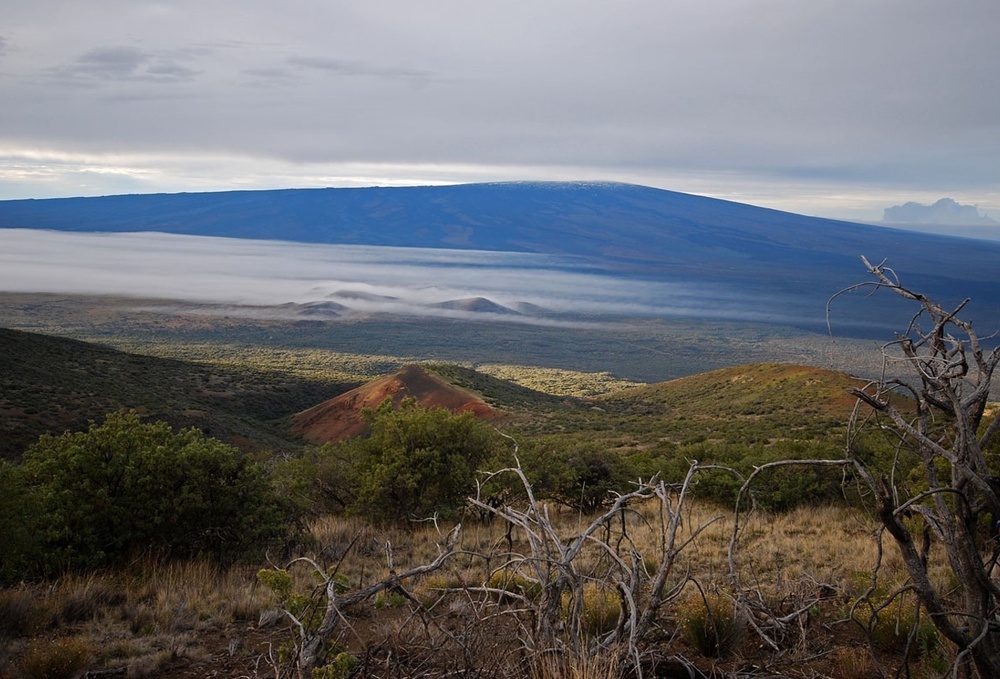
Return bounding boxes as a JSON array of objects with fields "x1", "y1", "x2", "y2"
[{"x1": 0, "y1": 229, "x2": 788, "y2": 326}]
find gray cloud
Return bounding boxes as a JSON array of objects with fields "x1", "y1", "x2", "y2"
[
  {"x1": 287, "y1": 56, "x2": 431, "y2": 83},
  {"x1": 883, "y1": 198, "x2": 998, "y2": 226},
  {"x1": 74, "y1": 46, "x2": 148, "y2": 79},
  {"x1": 47, "y1": 45, "x2": 202, "y2": 84}
]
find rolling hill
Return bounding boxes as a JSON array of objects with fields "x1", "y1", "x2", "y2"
[
  {"x1": 0, "y1": 328, "x2": 352, "y2": 458},
  {"x1": 291, "y1": 364, "x2": 497, "y2": 445},
  {"x1": 3, "y1": 182, "x2": 1000, "y2": 336},
  {"x1": 1, "y1": 325, "x2": 871, "y2": 462}
]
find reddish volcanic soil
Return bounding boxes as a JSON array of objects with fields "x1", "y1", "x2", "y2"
[{"x1": 291, "y1": 365, "x2": 496, "y2": 445}]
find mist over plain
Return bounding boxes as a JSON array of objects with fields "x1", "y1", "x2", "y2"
[{"x1": 0, "y1": 229, "x2": 788, "y2": 327}]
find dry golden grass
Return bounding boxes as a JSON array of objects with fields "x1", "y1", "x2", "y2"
[
  {"x1": 294, "y1": 500, "x2": 912, "y2": 607},
  {"x1": 1, "y1": 559, "x2": 270, "y2": 678},
  {"x1": 271, "y1": 500, "x2": 920, "y2": 670},
  {"x1": 530, "y1": 646, "x2": 622, "y2": 679},
  {"x1": 16, "y1": 637, "x2": 92, "y2": 679},
  {"x1": 1, "y1": 500, "x2": 954, "y2": 678}
]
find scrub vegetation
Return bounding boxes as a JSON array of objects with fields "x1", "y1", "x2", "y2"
[{"x1": 1, "y1": 269, "x2": 998, "y2": 678}]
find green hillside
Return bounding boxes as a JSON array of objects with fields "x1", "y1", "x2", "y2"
[
  {"x1": 0, "y1": 335, "x2": 877, "y2": 509},
  {"x1": 603, "y1": 362, "x2": 862, "y2": 441},
  {"x1": 0, "y1": 328, "x2": 354, "y2": 458},
  {"x1": 0, "y1": 329, "x2": 868, "y2": 464}
]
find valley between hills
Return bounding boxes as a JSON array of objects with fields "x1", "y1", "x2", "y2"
[{"x1": 0, "y1": 290, "x2": 889, "y2": 459}]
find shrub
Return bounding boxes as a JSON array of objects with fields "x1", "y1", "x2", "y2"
[
  {"x1": 257, "y1": 568, "x2": 324, "y2": 633},
  {"x1": 656, "y1": 440, "x2": 849, "y2": 510},
  {"x1": 508, "y1": 439, "x2": 636, "y2": 511},
  {"x1": 487, "y1": 569, "x2": 542, "y2": 602},
  {"x1": 21, "y1": 410, "x2": 288, "y2": 572},
  {"x1": 313, "y1": 650, "x2": 358, "y2": 679},
  {"x1": 859, "y1": 592, "x2": 940, "y2": 657},
  {"x1": 415, "y1": 575, "x2": 458, "y2": 606},
  {"x1": 257, "y1": 568, "x2": 294, "y2": 600},
  {"x1": 317, "y1": 399, "x2": 505, "y2": 523},
  {"x1": 374, "y1": 590, "x2": 409, "y2": 609},
  {"x1": 0, "y1": 461, "x2": 43, "y2": 585}
]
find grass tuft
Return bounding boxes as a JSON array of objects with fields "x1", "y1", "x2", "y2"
[
  {"x1": 0, "y1": 588, "x2": 37, "y2": 638},
  {"x1": 562, "y1": 584, "x2": 621, "y2": 637},
  {"x1": 18, "y1": 637, "x2": 92, "y2": 679},
  {"x1": 52, "y1": 575, "x2": 124, "y2": 626},
  {"x1": 676, "y1": 590, "x2": 745, "y2": 658}
]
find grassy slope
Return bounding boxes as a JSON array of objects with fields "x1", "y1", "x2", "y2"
[
  {"x1": 489, "y1": 362, "x2": 862, "y2": 450},
  {"x1": 422, "y1": 363, "x2": 574, "y2": 411},
  {"x1": 1, "y1": 315, "x2": 869, "y2": 473},
  {"x1": 0, "y1": 331, "x2": 915, "y2": 676},
  {"x1": 0, "y1": 328, "x2": 354, "y2": 458},
  {"x1": 0, "y1": 318, "x2": 868, "y2": 455},
  {"x1": 604, "y1": 362, "x2": 861, "y2": 439}
]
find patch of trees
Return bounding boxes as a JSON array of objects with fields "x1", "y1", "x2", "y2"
[{"x1": 283, "y1": 398, "x2": 860, "y2": 529}]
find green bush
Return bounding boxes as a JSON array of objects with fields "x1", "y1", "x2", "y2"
[
  {"x1": 374, "y1": 590, "x2": 410, "y2": 609},
  {"x1": 858, "y1": 592, "x2": 940, "y2": 658},
  {"x1": 499, "y1": 439, "x2": 636, "y2": 511},
  {"x1": 257, "y1": 568, "x2": 326, "y2": 634},
  {"x1": 0, "y1": 461, "x2": 43, "y2": 585},
  {"x1": 654, "y1": 440, "x2": 849, "y2": 510},
  {"x1": 313, "y1": 650, "x2": 358, "y2": 679},
  {"x1": 19, "y1": 410, "x2": 288, "y2": 572},
  {"x1": 315, "y1": 399, "x2": 505, "y2": 523}
]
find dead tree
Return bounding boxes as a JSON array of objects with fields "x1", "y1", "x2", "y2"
[
  {"x1": 840, "y1": 256, "x2": 1000, "y2": 677},
  {"x1": 469, "y1": 458, "x2": 721, "y2": 678},
  {"x1": 260, "y1": 525, "x2": 461, "y2": 676}
]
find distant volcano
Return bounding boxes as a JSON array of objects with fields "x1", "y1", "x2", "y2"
[{"x1": 290, "y1": 365, "x2": 496, "y2": 445}]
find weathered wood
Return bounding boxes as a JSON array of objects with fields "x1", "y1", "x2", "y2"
[{"x1": 845, "y1": 257, "x2": 1000, "y2": 677}]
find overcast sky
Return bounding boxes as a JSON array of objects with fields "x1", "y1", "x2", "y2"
[{"x1": 1, "y1": 0, "x2": 998, "y2": 222}]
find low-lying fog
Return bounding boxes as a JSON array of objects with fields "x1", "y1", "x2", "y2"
[{"x1": 1, "y1": 229, "x2": 797, "y2": 327}]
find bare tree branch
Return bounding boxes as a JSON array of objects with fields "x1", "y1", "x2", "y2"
[{"x1": 841, "y1": 258, "x2": 1000, "y2": 677}]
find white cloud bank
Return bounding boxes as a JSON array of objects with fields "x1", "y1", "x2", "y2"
[{"x1": 0, "y1": 229, "x2": 789, "y2": 326}]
